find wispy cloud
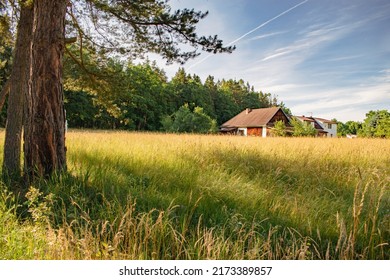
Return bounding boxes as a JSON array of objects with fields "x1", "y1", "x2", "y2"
[
  {"x1": 259, "y1": 22, "x2": 348, "y2": 63},
  {"x1": 249, "y1": 31, "x2": 287, "y2": 41},
  {"x1": 155, "y1": 0, "x2": 390, "y2": 122},
  {"x1": 325, "y1": 55, "x2": 364, "y2": 62},
  {"x1": 226, "y1": 0, "x2": 309, "y2": 46},
  {"x1": 262, "y1": 50, "x2": 293, "y2": 61},
  {"x1": 187, "y1": 0, "x2": 309, "y2": 70},
  {"x1": 256, "y1": 1, "x2": 390, "y2": 65},
  {"x1": 282, "y1": 69, "x2": 390, "y2": 121}
]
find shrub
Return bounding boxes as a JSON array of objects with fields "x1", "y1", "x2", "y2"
[
  {"x1": 162, "y1": 104, "x2": 217, "y2": 133},
  {"x1": 291, "y1": 117, "x2": 317, "y2": 137},
  {"x1": 272, "y1": 120, "x2": 287, "y2": 136}
]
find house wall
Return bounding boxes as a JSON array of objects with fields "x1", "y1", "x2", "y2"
[
  {"x1": 316, "y1": 120, "x2": 337, "y2": 138},
  {"x1": 326, "y1": 123, "x2": 337, "y2": 138},
  {"x1": 247, "y1": 126, "x2": 269, "y2": 137},
  {"x1": 270, "y1": 110, "x2": 290, "y2": 124},
  {"x1": 247, "y1": 127, "x2": 263, "y2": 136},
  {"x1": 318, "y1": 131, "x2": 328, "y2": 137},
  {"x1": 237, "y1": 128, "x2": 247, "y2": 136},
  {"x1": 263, "y1": 127, "x2": 268, "y2": 137}
]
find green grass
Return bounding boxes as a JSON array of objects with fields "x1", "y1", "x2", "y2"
[{"x1": 0, "y1": 130, "x2": 389, "y2": 259}]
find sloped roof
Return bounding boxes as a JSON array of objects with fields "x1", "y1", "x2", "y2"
[
  {"x1": 221, "y1": 107, "x2": 282, "y2": 128},
  {"x1": 296, "y1": 116, "x2": 315, "y2": 122},
  {"x1": 313, "y1": 117, "x2": 337, "y2": 124},
  {"x1": 294, "y1": 116, "x2": 327, "y2": 132}
]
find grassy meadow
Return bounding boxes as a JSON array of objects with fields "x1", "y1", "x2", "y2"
[{"x1": 0, "y1": 130, "x2": 389, "y2": 259}]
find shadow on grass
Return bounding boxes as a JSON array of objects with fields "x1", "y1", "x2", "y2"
[
  {"x1": 63, "y1": 147, "x2": 364, "y2": 243},
  {"x1": 1, "y1": 140, "x2": 387, "y2": 259},
  {"x1": 65, "y1": 151, "x2": 236, "y2": 228}
]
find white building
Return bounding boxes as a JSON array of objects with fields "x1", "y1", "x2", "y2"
[
  {"x1": 294, "y1": 116, "x2": 338, "y2": 138},
  {"x1": 314, "y1": 117, "x2": 338, "y2": 138}
]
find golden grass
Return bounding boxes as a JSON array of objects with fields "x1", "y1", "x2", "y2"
[{"x1": 0, "y1": 130, "x2": 389, "y2": 259}]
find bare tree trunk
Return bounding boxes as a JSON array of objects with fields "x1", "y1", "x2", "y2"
[
  {"x1": 0, "y1": 80, "x2": 10, "y2": 111},
  {"x1": 2, "y1": 3, "x2": 33, "y2": 180},
  {"x1": 24, "y1": 0, "x2": 67, "y2": 179}
]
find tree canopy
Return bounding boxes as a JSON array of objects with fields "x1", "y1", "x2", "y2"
[
  {"x1": 291, "y1": 117, "x2": 317, "y2": 137},
  {"x1": 337, "y1": 110, "x2": 390, "y2": 138},
  {"x1": 161, "y1": 103, "x2": 217, "y2": 134},
  {"x1": 0, "y1": 0, "x2": 235, "y2": 182},
  {"x1": 361, "y1": 110, "x2": 390, "y2": 138},
  {"x1": 62, "y1": 60, "x2": 285, "y2": 131},
  {"x1": 66, "y1": 0, "x2": 235, "y2": 64}
]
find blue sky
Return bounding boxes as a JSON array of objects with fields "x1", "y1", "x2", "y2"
[{"x1": 154, "y1": 0, "x2": 390, "y2": 122}]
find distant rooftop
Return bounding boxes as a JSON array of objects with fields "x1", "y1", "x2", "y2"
[{"x1": 221, "y1": 107, "x2": 284, "y2": 128}]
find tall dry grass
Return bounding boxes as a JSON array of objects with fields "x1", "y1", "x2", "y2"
[{"x1": 0, "y1": 130, "x2": 389, "y2": 259}]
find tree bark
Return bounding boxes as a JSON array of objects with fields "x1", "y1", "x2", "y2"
[
  {"x1": 2, "y1": 3, "x2": 33, "y2": 179},
  {"x1": 24, "y1": 0, "x2": 67, "y2": 179},
  {"x1": 0, "y1": 80, "x2": 10, "y2": 111}
]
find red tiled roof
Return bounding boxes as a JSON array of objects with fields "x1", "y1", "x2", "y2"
[{"x1": 221, "y1": 107, "x2": 282, "y2": 128}]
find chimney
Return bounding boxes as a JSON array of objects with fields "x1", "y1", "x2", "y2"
[{"x1": 246, "y1": 108, "x2": 252, "y2": 114}]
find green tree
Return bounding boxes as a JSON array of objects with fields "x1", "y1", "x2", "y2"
[
  {"x1": 272, "y1": 120, "x2": 287, "y2": 137},
  {"x1": 162, "y1": 104, "x2": 216, "y2": 134},
  {"x1": 168, "y1": 68, "x2": 216, "y2": 119},
  {"x1": 346, "y1": 121, "x2": 362, "y2": 135},
  {"x1": 291, "y1": 117, "x2": 317, "y2": 137},
  {"x1": 337, "y1": 120, "x2": 362, "y2": 137},
  {"x1": 205, "y1": 75, "x2": 237, "y2": 124},
  {"x1": 218, "y1": 79, "x2": 250, "y2": 109},
  {"x1": 361, "y1": 110, "x2": 390, "y2": 138},
  {"x1": 2, "y1": 0, "x2": 234, "y2": 180},
  {"x1": 337, "y1": 121, "x2": 347, "y2": 137},
  {"x1": 192, "y1": 106, "x2": 217, "y2": 133},
  {"x1": 117, "y1": 62, "x2": 171, "y2": 130},
  {"x1": 76, "y1": 0, "x2": 235, "y2": 63},
  {"x1": 64, "y1": 91, "x2": 100, "y2": 128}
]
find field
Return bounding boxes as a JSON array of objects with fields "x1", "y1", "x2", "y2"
[{"x1": 0, "y1": 130, "x2": 389, "y2": 259}]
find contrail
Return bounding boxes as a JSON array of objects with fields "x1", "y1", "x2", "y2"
[{"x1": 188, "y1": 0, "x2": 309, "y2": 70}]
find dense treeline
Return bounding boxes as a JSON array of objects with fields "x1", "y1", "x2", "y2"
[
  {"x1": 0, "y1": 37, "x2": 281, "y2": 131},
  {"x1": 337, "y1": 110, "x2": 390, "y2": 138},
  {"x1": 61, "y1": 50, "x2": 285, "y2": 131}
]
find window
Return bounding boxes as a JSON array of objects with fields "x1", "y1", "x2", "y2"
[
  {"x1": 328, "y1": 123, "x2": 332, "y2": 129},
  {"x1": 237, "y1": 128, "x2": 247, "y2": 136}
]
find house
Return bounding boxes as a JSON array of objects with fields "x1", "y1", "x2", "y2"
[
  {"x1": 294, "y1": 115, "x2": 338, "y2": 138},
  {"x1": 313, "y1": 117, "x2": 338, "y2": 138},
  {"x1": 220, "y1": 107, "x2": 291, "y2": 137}
]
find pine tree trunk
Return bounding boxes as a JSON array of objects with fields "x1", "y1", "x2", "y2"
[
  {"x1": 24, "y1": 0, "x2": 67, "y2": 179},
  {"x1": 2, "y1": 3, "x2": 33, "y2": 179}
]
